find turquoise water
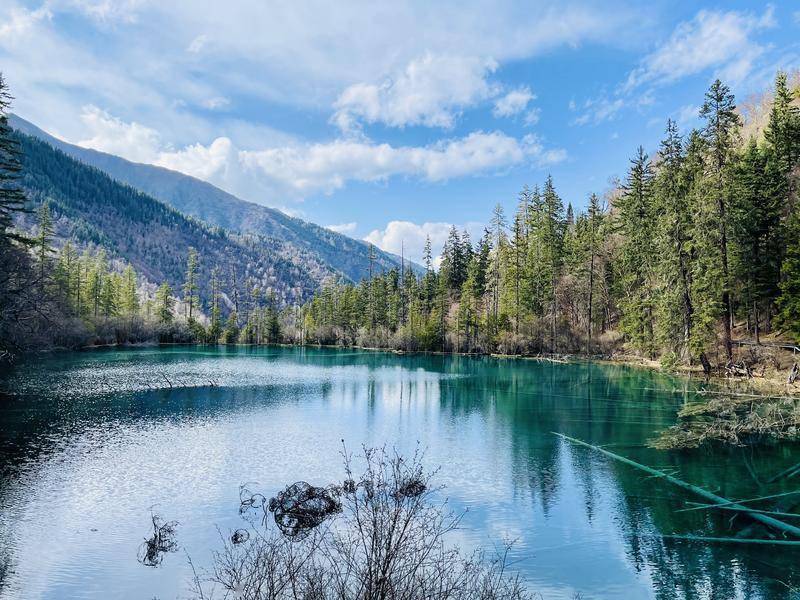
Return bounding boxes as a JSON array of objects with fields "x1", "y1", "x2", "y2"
[{"x1": 0, "y1": 346, "x2": 799, "y2": 599}]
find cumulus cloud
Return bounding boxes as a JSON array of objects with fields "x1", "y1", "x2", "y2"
[
  {"x1": 364, "y1": 220, "x2": 484, "y2": 265},
  {"x1": 239, "y1": 131, "x2": 566, "y2": 198},
  {"x1": 332, "y1": 53, "x2": 500, "y2": 131},
  {"x1": 77, "y1": 105, "x2": 163, "y2": 163},
  {"x1": 624, "y1": 7, "x2": 775, "y2": 91},
  {"x1": 492, "y1": 87, "x2": 535, "y2": 118},
  {"x1": 325, "y1": 222, "x2": 357, "y2": 235},
  {"x1": 74, "y1": 107, "x2": 566, "y2": 203}
]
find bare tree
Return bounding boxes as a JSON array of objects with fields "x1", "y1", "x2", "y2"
[{"x1": 191, "y1": 446, "x2": 532, "y2": 600}]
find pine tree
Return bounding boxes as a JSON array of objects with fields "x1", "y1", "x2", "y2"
[
  {"x1": 489, "y1": 203, "x2": 507, "y2": 328},
  {"x1": 155, "y1": 283, "x2": 174, "y2": 324},
  {"x1": 55, "y1": 241, "x2": 78, "y2": 314},
  {"x1": 652, "y1": 120, "x2": 694, "y2": 359},
  {"x1": 208, "y1": 267, "x2": 222, "y2": 343},
  {"x1": 777, "y1": 211, "x2": 800, "y2": 342},
  {"x1": 616, "y1": 146, "x2": 656, "y2": 355},
  {"x1": 700, "y1": 79, "x2": 741, "y2": 362},
  {"x1": 765, "y1": 71, "x2": 800, "y2": 173},
  {"x1": 586, "y1": 193, "x2": 602, "y2": 352},
  {"x1": 730, "y1": 138, "x2": 782, "y2": 341},
  {"x1": 120, "y1": 265, "x2": 139, "y2": 317},
  {"x1": 183, "y1": 246, "x2": 199, "y2": 322},
  {"x1": 0, "y1": 73, "x2": 27, "y2": 244},
  {"x1": 35, "y1": 201, "x2": 54, "y2": 282},
  {"x1": 540, "y1": 176, "x2": 565, "y2": 352}
]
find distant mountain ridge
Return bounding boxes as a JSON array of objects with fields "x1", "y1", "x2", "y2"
[
  {"x1": 14, "y1": 129, "x2": 328, "y2": 307},
  {"x1": 10, "y1": 114, "x2": 417, "y2": 281}
]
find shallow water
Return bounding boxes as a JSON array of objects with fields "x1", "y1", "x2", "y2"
[{"x1": 0, "y1": 346, "x2": 799, "y2": 599}]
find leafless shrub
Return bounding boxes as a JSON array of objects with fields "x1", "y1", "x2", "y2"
[
  {"x1": 137, "y1": 513, "x2": 179, "y2": 567},
  {"x1": 192, "y1": 446, "x2": 533, "y2": 599}
]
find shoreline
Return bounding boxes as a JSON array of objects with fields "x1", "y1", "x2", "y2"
[{"x1": 14, "y1": 338, "x2": 798, "y2": 398}]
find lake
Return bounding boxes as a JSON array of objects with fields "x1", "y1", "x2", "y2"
[{"x1": 0, "y1": 346, "x2": 799, "y2": 599}]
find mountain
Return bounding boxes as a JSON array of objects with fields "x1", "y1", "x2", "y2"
[
  {"x1": 9, "y1": 114, "x2": 416, "y2": 281},
  {"x1": 14, "y1": 129, "x2": 336, "y2": 307}
]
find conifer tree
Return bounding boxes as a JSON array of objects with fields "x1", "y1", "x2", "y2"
[
  {"x1": 155, "y1": 283, "x2": 174, "y2": 324},
  {"x1": 652, "y1": 120, "x2": 693, "y2": 358},
  {"x1": 586, "y1": 192, "x2": 602, "y2": 351},
  {"x1": 777, "y1": 211, "x2": 800, "y2": 342},
  {"x1": 700, "y1": 79, "x2": 741, "y2": 362},
  {"x1": 0, "y1": 73, "x2": 27, "y2": 244},
  {"x1": 208, "y1": 267, "x2": 222, "y2": 343},
  {"x1": 183, "y1": 246, "x2": 199, "y2": 321},
  {"x1": 120, "y1": 265, "x2": 139, "y2": 317},
  {"x1": 35, "y1": 201, "x2": 54, "y2": 283},
  {"x1": 616, "y1": 147, "x2": 656, "y2": 355},
  {"x1": 540, "y1": 176, "x2": 565, "y2": 352}
]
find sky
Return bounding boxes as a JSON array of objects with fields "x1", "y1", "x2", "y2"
[{"x1": 1, "y1": 1, "x2": 799, "y2": 263}]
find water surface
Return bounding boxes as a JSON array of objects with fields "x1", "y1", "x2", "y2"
[{"x1": 1, "y1": 346, "x2": 799, "y2": 599}]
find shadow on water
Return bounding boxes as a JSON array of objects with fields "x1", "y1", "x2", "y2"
[{"x1": 0, "y1": 346, "x2": 799, "y2": 599}]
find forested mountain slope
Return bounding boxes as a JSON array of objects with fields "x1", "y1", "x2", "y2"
[
  {"x1": 9, "y1": 115, "x2": 413, "y2": 280},
  {"x1": 14, "y1": 130, "x2": 326, "y2": 307}
]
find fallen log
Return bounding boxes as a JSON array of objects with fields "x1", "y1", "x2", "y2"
[
  {"x1": 684, "y1": 502, "x2": 800, "y2": 519},
  {"x1": 663, "y1": 534, "x2": 800, "y2": 546},
  {"x1": 768, "y1": 461, "x2": 800, "y2": 484},
  {"x1": 553, "y1": 432, "x2": 800, "y2": 538},
  {"x1": 676, "y1": 490, "x2": 800, "y2": 513}
]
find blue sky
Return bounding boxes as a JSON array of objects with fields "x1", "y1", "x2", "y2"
[{"x1": 1, "y1": 1, "x2": 799, "y2": 262}]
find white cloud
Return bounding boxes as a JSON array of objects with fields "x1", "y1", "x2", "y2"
[
  {"x1": 0, "y1": 5, "x2": 51, "y2": 40},
  {"x1": 74, "y1": 107, "x2": 565, "y2": 203},
  {"x1": 364, "y1": 220, "x2": 484, "y2": 265},
  {"x1": 624, "y1": 7, "x2": 775, "y2": 91},
  {"x1": 492, "y1": 86, "x2": 536, "y2": 118},
  {"x1": 68, "y1": 0, "x2": 146, "y2": 23},
  {"x1": 326, "y1": 222, "x2": 357, "y2": 235},
  {"x1": 572, "y1": 96, "x2": 624, "y2": 126},
  {"x1": 157, "y1": 137, "x2": 237, "y2": 182},
  {"x1": 239, "y1": 131, "x2": 566, "y2": 199},
  {"x1": 77, "y1": 105, "x2": 162, "y2": 163},
  {"x1": 332, "y1": 53, "x2": 499, "y2": 131},
  {"x1": 523, "y1": 108, "x2": 541, "y2": 126},
  {"x1": 675, "y1": 104, "x2": 699, "y2": 129},
  {"x1": 202, "y1": 96, "x2": 230, "y2": 110},
  {"x1": 187, "y1": 33, "x2": 209, "y2": 54}
]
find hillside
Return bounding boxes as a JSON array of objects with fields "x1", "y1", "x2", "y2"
[
  {"x1": 14, "y1": 130, "x2": 329, "y2": 308},
  {"x1": 9, "y1": 115, "x2": 414, "y2": 281}
]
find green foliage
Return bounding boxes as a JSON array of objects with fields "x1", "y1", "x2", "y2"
[
  {"x1": 299, "y1": 73, "x2": 800, "y2": 364},
  {"x1": 5, "y1": 71, "x2": 800, "y2": 364},
  {"x1": 0, "y1": 74, "x2": 28, "y2": 243},
  {"x1": 155, "y1": 283, "x2": 174, "y2": 324},
  {"x1": 777, "y1": 211, "x2": 800, "y2": 342}
]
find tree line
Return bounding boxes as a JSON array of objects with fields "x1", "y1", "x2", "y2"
[
  {"x1": 300, "y1": 74, "x2": 800, "y2": 366},
  {"x1": 2, "y1": 73, "x2": 799, "y2": 365}
]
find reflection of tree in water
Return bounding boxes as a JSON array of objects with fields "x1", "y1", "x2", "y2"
[
  {"x1": 2, "y1": 347, "x2": 800, "y2": 598},
  {"x1": 434, "y1": 357, "x2": 800, "y2": 599}
]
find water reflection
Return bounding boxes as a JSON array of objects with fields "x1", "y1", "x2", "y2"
[{"x1": 0, "y1": 346, "x2": 798, "y2": 599}]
